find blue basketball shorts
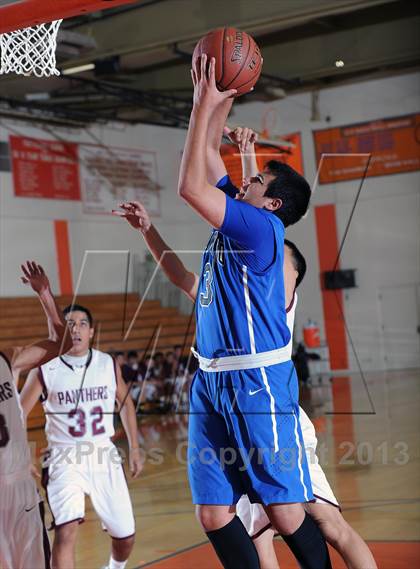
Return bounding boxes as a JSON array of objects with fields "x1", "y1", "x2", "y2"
[{"x1": 187, "y1": 360, "x2": 314, "y2": 505}]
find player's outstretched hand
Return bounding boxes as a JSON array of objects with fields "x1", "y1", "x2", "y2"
[
  {"x1": 21, "y1": 261, "x2": 50, "y2": 295},
  {"x1": 191, "y1": 54, "x2": 236, "y2": 110},
  {"x1": 224, "y1": 125, "x2": 258, "y2": 154},
  {"x1": 112, "y1": 201, "x2": 151, "y2": 235},
  {"x1": 129, "y1": 447, "x2": 144, "y2": 478}
]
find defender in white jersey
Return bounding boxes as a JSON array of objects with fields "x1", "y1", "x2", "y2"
[
  {"x1": 21, "y1": 305, "x2": 142, "y2": 569},
  {"x1": 0, "y1": 261, "x2": 72, "y2": 569},
  {"x1": 237, "y1": 239, "x2": 377, "y2": 569},
  {"x1": 236, "y1": 239, "x2": 340, "y2": 536}
]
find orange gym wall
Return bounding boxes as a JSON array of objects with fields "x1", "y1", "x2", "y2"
[
  {"x1": 314, "y1": 204, "x2": 349, "y2": 370},
  {"x1": 54, "y1": 220, "x2": 73, "y2": 295}
]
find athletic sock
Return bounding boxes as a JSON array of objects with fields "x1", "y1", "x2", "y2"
[
  {"x1": 206, "y1": 515, "x2": 261, "y2": 569},
  {"x1": 281, "y1": 512, "x2": 332, "y2": 569},
  {"x1": 108, "y1": 557, "x2": 127, "y2": 569}
]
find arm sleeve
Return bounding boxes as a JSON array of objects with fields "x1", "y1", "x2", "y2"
[
  {"x1": 216, "y1": 175, "x2": 239, "y2": 198},
  {"x1": 220, "y1": 196, "x2": 278, "y2": 271}
]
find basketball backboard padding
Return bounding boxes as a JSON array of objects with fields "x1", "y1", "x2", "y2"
[{"x1": 0, "y1": 0, "x2": 140, "y2": 34}]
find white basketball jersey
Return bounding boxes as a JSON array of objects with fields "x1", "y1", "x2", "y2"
[
  {"x1": 285, "y1": 292, "x2": 297, "y2": 358},
  {"x1": 40, "y1": 349, "x2": 117, "y2": 446},
  {"x1": 0, "y1": 352, "x2": 31, "y2": 478}
]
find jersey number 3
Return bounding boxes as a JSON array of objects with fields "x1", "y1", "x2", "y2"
[
  {"x1": 0, "y1": 413, "x2": 10, "y2": 448},
  {"x1": 199, "y1": 262, "x2": 213, "y2": 307},
  {"x1": 68, "y1": 406, "x2": 105, "y2": 438}
]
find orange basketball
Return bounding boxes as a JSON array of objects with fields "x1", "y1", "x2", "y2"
[{"x1": 192, "y1": 27, "x2": 262, "y2": 96}]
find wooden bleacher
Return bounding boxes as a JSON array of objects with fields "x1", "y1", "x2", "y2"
[{"x1": 0, "y1": 293, "x2": 195, "y2": 429}]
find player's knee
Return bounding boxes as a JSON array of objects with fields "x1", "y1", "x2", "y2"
[
  {"x1": 122, "y1": 534, "x2": 135, "y2": 549},
  {"x1": 195, "y1": 506, "x2": 216, "y2": 531},
  {"x1": 274, "y1": 517, "x2": 301, "y2": 536},
  {"x1": 196, "y1": 506, "x2": 232, "y2": 532},
  {"x1": 268, "y1": 505, "x2": 305, "y2": 535},
  {"x1": 112, "y1": 534, "x2": 135, "y2": 555},
  {"x1": 323, "y1": 516, "x2": 352, "y2": 550}
]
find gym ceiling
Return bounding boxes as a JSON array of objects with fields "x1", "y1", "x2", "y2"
[{"x1": 0, "y1": 0, "x2": 419, "y2": 127}]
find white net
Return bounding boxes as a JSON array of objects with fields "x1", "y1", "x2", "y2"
[{"x1": 0, "y1": 20, "x2": 62, "y2": 77}]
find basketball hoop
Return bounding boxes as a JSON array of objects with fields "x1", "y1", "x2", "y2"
[
  {"x1": 0, "y1": 19, "x2": 63, "y2": 77},
  {"x1": 0, "y1": 0, "x2": 139, "y2": 78}
]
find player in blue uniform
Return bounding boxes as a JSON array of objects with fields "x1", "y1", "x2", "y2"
[{"x1": 175, "y1": 55, "x2": 332, "y2": 569}]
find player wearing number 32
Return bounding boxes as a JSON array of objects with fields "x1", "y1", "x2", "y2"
[
  {"x1": 0, "y1": 261, "x2": 72, "y2": 569},
  {"x1": 21, "y1": 304, "x2": 142, "y2": 569}
]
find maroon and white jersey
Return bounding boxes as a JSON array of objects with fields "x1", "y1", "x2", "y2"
[
  {"x1": 0, "y1": 352, "x2": 31, "y2": 479},
  {"x1": 39, "y1": 349, "x2": 117, "y2": 446}
]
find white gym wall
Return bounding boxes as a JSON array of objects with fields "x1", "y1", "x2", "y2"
[{"x1": 0, "y1": 70, "x2": 419, "y2": 371}]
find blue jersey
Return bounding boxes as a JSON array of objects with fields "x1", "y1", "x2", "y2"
[{"x1": 196, "y1": 177, "x2": 290, "y2": 359}]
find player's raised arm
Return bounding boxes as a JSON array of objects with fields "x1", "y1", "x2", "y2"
[
  {"x1": 112, "y1": 201, "x2": 199, "y2": 301},
  {"x1": 228, "y1": 125, "x2": 259, "y2": 181},
  {"x1": 206, "y1": 99, "x2": 233, "y2": 187},
  {"x1": 178, "y1": 55, "x2": 236, "y2": 229},
  {"x1": 219, "y1": 124, "x2": 259, "y2": 199},
  {"x1": 5, "y1": 262, "x2": 72, "y2": 376}
]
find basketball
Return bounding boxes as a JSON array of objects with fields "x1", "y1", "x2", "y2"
[{"x1": 192, "y1": 27, "x2": 262, "y2": 96}]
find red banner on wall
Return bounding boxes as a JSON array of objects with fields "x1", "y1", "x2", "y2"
[
  {"x1": 313, "y1": 113, "x2": 420, "y2": 184},
  {"x1": 9, "y1": 135, "x2": 81, "y2": 200},
  {"x1": 221, "y1": 132, "x2": 304, "y2": 189}
]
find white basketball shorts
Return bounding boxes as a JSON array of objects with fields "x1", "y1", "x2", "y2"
[
  {"x1": 42, "y1": 441, "x2": 135, "y2": 539},
  {"x1": 237, "y1": 407, "x2": 339, "y2": 537},
  {"x1": 0, "y1": 474, "x2": 50, "y2": 569}
]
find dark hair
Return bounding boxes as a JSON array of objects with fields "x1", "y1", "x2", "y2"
[
  {"x1": 63, "y1": 304, "x2": 93, "y2": 327},
  {"x1": 284, "y1": 239, "x2": 306, "y2": 288},
  {"x1": 115, "y1": 351, "x2": 124, "y2": 357},
  {"x1": 264, "y1": 161, "x2": 311, "y2": 227},
  {"x1": 127, "y1": 350, "x2": 138, "y2": 360}
]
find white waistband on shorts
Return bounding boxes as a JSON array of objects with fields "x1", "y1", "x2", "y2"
[{"x1": 191, "y1": 346, "x2": 291, "y2": 372}]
